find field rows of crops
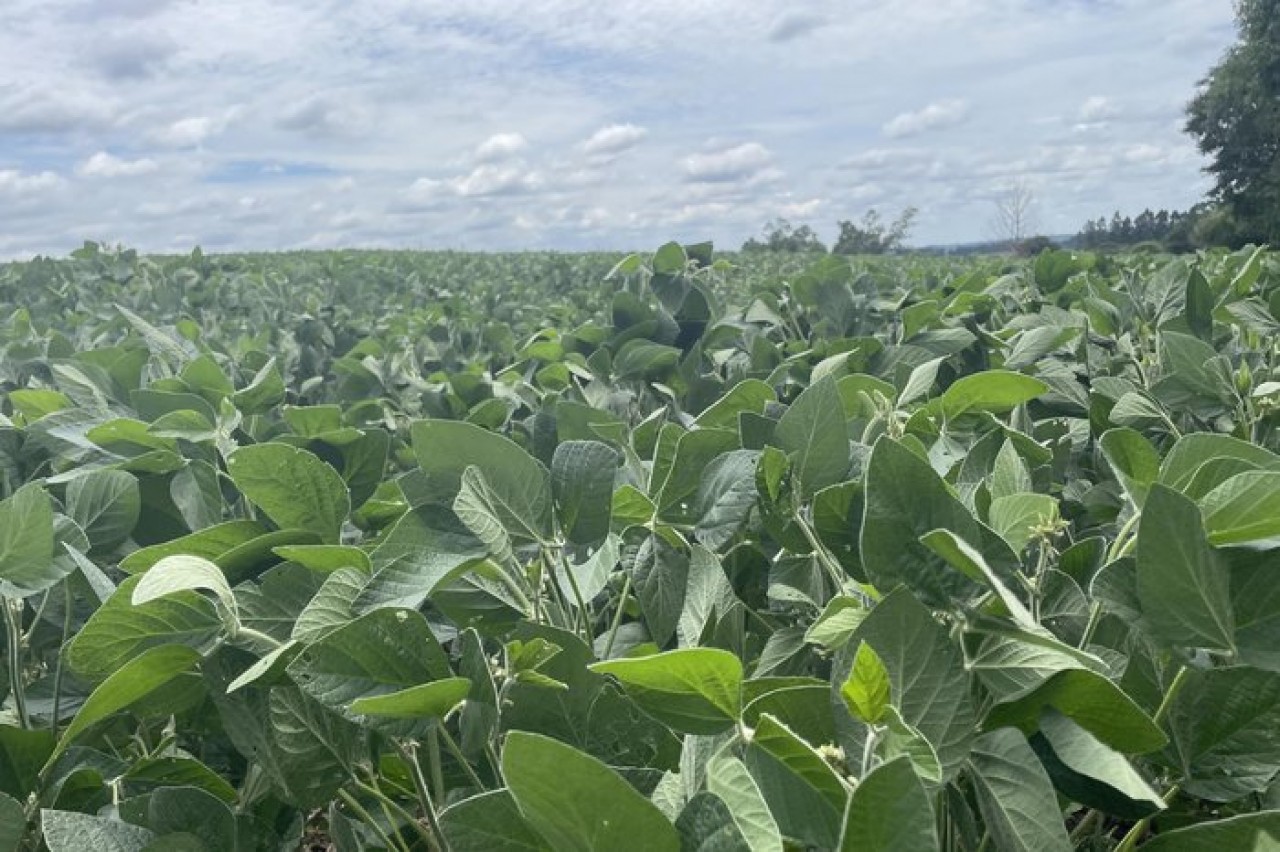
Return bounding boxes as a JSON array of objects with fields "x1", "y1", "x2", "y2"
[{"x1": 0, "y1": 242, "x2": 1278, "y2": 850}]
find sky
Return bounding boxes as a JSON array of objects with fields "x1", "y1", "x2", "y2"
[{"x1": 0, "y1": 0, "x2": 1239, "y2": 258}]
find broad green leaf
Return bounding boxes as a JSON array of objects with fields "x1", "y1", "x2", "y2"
[
  {"x1": 804, "y1": 596, "x2": 868, "y2": 652},
  {"x1": 967, "y1": 728, "x2": 1071, "y2": 852},
  {"x1": 920, "y1": 528, "x2": 1037, "y2": 628},
  {"x1": 138, "y1": 786, "x2": 239, "y2": 850},
  {"x1": 68, "y1": 575, "x2": 223, "y2": 680},
  {"x1": 694, "y1": 379, "x2": 774, "y2": 431},
  {"x1": 1100, "y1": 427, "x2": 1161, "y2": 507},
  {"x1": 349, "y1": 676, "x2": 471, "y2": 719},
  {"x1": 676, "y1": 793, "x2": 751, "y2": 852},
  {"x1": 840, "y1": 641, "x2": 890, "y2": 725},
  {"x1": 941, "y1": 370, "x2": 1047, "y2": 419},
  {"x1": 1142, "y1": 811, "x2": 1280, "y2": 851},
  {"x1": 227, "y1": 443, "x2": 350, "y2": 543},
  {"x1": 286, "y1": 607, "x2": 452, "y2": 734},
  {"x1": 40, "y1": 811, "x2": 155, "y2": 852},
  {"x1": 0, "y1": 483, "x2": 57, "y2": 597},
  {"x1": 118, "y1": 520, "x2": 268, "y2": 575},
  {"x1": 1030, "y1": 709, "x2": 1164, "y2": 820},
  {"x1": 0, "y1": 726, "x2": 54, "y2": 800},
  {"x1": 440, "y1": 790, "x2": 550, "y2": 852},
  {"x1": 411, "y1": 419, "x2": 553, "y2": 541},
  {"x1": 502, "y1": 731, "x2": 679, "y2": 852},
  {"x1": 989, "y1": 438, "x2": 1033, "y2": 502},
  {"x1": 272, "y1": 544, "x2": 371, "y2": 574},
  {"x1": 656, "y1": 429, "x2": 738, "y2": 522},
  {"x1": 357, "y1": 505, "x2": 488, "y2": 612},
  {"x1": 1201, "y1": 471, "x2": 1280, "y2": 548},
  {"x1": 1161, "y1": 666, "x2": 1280, "y2": 801},
  {"x1": 1137, "y1": 484, "x2": 1235, "y2": 653},
  {"x1": 456, "y1": 465, "x2": 518, "y2": 565},
  {"x1": 67, "y1": 469, "x2": 140, "y2": 551},
  {"x1": 48, "y1": 645, "x2": 202, "y2": 768},
  {"x1": 705, "y1": 754, "x2": 784, "y2": 852},
  {"x1": 625, "y1": 527, "x2": 690, "y2": 646},
  {"x1": 742, "y1": 714, "x2": 845, "y2": 848},
  {"x1": 590, "y1": 648, "x2": 743, "y2": 735},
  {"x1": 860, "y1": 439, "x2": 985, "y2": 607},
  {"x1": 692, "y1": 450, "x2": 760, "y2": 551},
  {"x1": 551, "y1": 440, "x2": 620, "y2": 545},
  {"x1": 132, "y1": 554, "x2": 238, "y2": 623},
  {"x1": 988, "y1": 493, "x2": 1058, "y2": 554},
  {"x1": 1159, "y1": 433, "x2": 1280, "y2": 493},
  {"x1": 0, "y1": 792, "x2": 24, "y2": 852},
  {"x1": 847, "y1": 588, "x2": 976, "y2": 781},
  {"x1": 838, "y1": 757, "x2": 936, "y2": 852},
  {"x1": 773, "y1": 375, "x2": 848, "y2": 498}
]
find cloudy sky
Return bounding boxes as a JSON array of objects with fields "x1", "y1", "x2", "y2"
[{"x1": 0, "y1": 0, "x2": 1237, "y2": 258}]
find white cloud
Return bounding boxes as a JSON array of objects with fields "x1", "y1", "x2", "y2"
[
  {"x1": 0, "y1": 169, "x2": 63, "y2": 196},
  {"x1": 475, "y1": 132, "x2": 528, "y2": 162},
  {"x1": 1079, "y1": 95, "x2": 1119, "y2": 123},
  {"x1": 883, "y1": 99, "x2": 970, "y2": 138},
  {"x1": 77, "y1": 152, "x2": 159, "y2": 178},
  {"x1": 768, "y1": 12, "x2": 826, "y2": 42},
  {"x1": 454, "y1": 164, "x2": 541, "y2": 197},
  {"x1": 154, "y1": 116, "x2": 218, "y2": 147},
  {"x1": 581, "y1": 123, "x2": 647, "y2": 158},
  {"x1": 276, "y1": 93, "x2": 371, "y2": 137},
  {"x1": 684, "y1": 142, "x2": 776, "y2": 183}
]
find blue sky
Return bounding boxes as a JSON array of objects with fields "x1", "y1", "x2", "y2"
[{"x1": 0, "y1": 0, "x2": 1238, "y2": 257}]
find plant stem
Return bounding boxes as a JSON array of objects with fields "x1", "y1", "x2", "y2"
[
  {"x1": 601, "y1": 573, "x2": 632, "y2": 659},
  {"x1": 1154, "y1": 666, "x2": 1190, "y2": 727},
  {"x1": 428, "y1": 729, "x2": 447, "y2": 804},
  {"x1": 396, "y1": 742, "x2": 448, "y2": 852},
  {"x1": 338, "y1": 788, "x2": 409, "y2": 852},
  {"x1": 1115, "y1": 785, "x2": 1180, "y2": 852},
  {"x1": 233, "y1": 625, "x2": 284, "y2": 651},
  {"x1": 795, "y1": 510, "x2": 846, "y2": 594},
  {"x1": 1078, "y1": 600, "x2": 1104, "y2": 650},
  {"x1": 3, "y1": 598, "x2": 29, "y2": 729},
  {"x1": 437, "y1": 725, "x2": 486, "y2": 791},
  {"x1": 1107, "y1": 510, "x2": 1142, "y2": 563},
  {"x1": 51, "y1": 582, "x2": 72, "y2": 736}
]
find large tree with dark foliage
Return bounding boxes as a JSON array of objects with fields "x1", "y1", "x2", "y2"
[{"x1": 1186, "y1": 0, "x2": 1280, "y2": 244}]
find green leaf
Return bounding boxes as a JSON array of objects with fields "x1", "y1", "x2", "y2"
[
  {"x1": 502, "y1": 731, "x2": 679, "y2": 852},
  {"x1": 1161, "y1": 666, "x2": 1280, "y2": 801},
  {"x1": 1159, "y1": 433, "x2": 1280, "y2": 492},
  {"x1": 742, "y1": 714, "x2": 846, "y2": 847},
  {"x1": 967, "y1": 728, "x2": 1071, "y2": 852},
  {"x1": 920, "y1": 529, "x2": 1036, "y2": 628},
  {"x1": 676, "y1": 793, "x2": 751, "y2": 852},
  {"x1": 988, "y1": 493, "x2": 1058, "y2": 554},
  {"x1": 48, "y1": 645, "x2": 202, "y2": 769},
  {"x1": 838, "y1": 757, "x2": 937, "y2": 852},
  {"x1": 1030, "y1": 709, "x2": 1164, "y2": 820},
  {"x1": 590, "y1": 648, "x2": 742, "y2": 735},
  {"x1": 940, "y1": 370, "x2": 1047, "y2": 419},
  {"x1": 68, "y1": 575, "x2": 223, "y2": 680},
  {"x1": 40, "y1": 811, "x2": 155, "y2": 852},
  {"x1": 357, "y1": 505, "x2": 488, "y2": 612},
  {"x1": 625, "y1": 528, "x2": 690, "y2": 646},
  {"x1": 227, "y1": 443, "x2": 349, "y2": 543},
  {"x1": 1141, "y1": 811, "x2": 1280, "y2": 851},
  {"x1": 773, "y1": 375, "x2": 848, "y2": 498},
  {"x1": 67, "y1": 469, "x2": 140, "y2": 552},
  {"x1": 1100, "y1": 427, "x2": 1161, "y2": 507},
  {"x1": 411, "y1": 419, "x2": 552, "y2": 541},
  {"x1": 1137, "y1": 484, "x2": 1235, "y2": 653},
  {"x1": 349, "y1": 677, "x2": 471, "y2": 719},
  {"x1": 131, "y1": 554, "x2": 238, "y2": 624},
  {"x1": 118, "y1": 520, "x2": 267, "y2": 575},
  {"x1": 0, "y1": 792, "x2": 25, "y2": 852},
  {"x1": 286, "y1": 607, "x2": 452, "y2": 734},
  {"x1": 0, "y1": 483, "x2": 57, "y2": 597},
  {"x1": 1201, "y1": 471, "x2": 1280, "y2": 548},
  {"x1": 552, "y1": 440, "x2": 620, "y2": 545},
  {"x1": 860, "y1": 439, "x2": 986, "y2": 607},
  {"x1": 705, "y1": 754, "x2": 783, "y2": 852},
  {"x1": 840, "y1": 641, "x2": 890, "y2": 725},
  {"x1": 847, "y1": 588, "x2": 976, "y2": 781},
  {"x1": 804, "y1": 596, "x2": 868, "y2": 652},
  {"x1": 440, "y1": 790, "x2": 550, "y2": 852},
  {"x1": 0, "y1": 726, "x2": 54, "y2": 800},
  {"x1": 692, "y1": 450, "x2": 760, "y2": 551}
]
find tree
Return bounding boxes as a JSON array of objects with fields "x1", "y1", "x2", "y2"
[
  {"x1": 1186, "y1": 0, "x2": 1280, "y2": 244},
  {"x1": 989, "y1": 180, "x2": 1038, "y2": 246},
  {"x1": 741, "y1": 218, "x2": 827, "y2": 253},
  {"x1": 831, "y1": 207, "x2": 917, "y2": 255}
]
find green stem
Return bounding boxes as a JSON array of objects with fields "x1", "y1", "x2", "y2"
[
  {"x1": 232, "y1": 625, "x2": 284, "y2": 651},
  {"x1": 1154, "y1": 666, "x2": 1190, "y2": 727},
  {"x1": 1078, "y1": 600, "x2": 1104, "y2": 650},
  {"x1": 355, "y1": 776, "x2": 436, "y2": 852},
  {"x1": 553, "y1": 547, "x2": 593, "y2": 644},
  {"x1": 1115, "y1": 785, "x2": 1180, "y2": 852},
  {"x1": 601, "y1": 573, "x2": 633, "y2": 660},
  {"x1": 3, "y1": 598, "x2": 29, "y2": 729},
  {"x1": 1068, "y1": 809, "x2": 1101, "y2": 844},
  {"x1": 338, "y1": 788, "x2": 409, "y2": 852},
  {"x1": 396, "y1": 742, "x2": 448, "y2": 852},
  {"x1": 796, "y1": 510, "x2": 846, "y2": 594},
  {"x1": 437, "y1": 725, "x2": 486, "y2": 791},
  {"x1": 1107, "y1": 510, "x2": 1142, "y2": 563},
  {"x1": 428, "y1": 729, "x2": 447, "y2": 804},
  {"x1": 51, "y1": 582, "x2": 73, "y2": 736}
]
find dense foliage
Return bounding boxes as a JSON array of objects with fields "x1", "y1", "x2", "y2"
[
  {"x1": 1186, "y1": 0, "x2": 1280, "y2": 246},
  {"x1": 0, "y1": 241, "x2": 1279, "y2": 851}
]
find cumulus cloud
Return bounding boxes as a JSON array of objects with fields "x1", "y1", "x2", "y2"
[
  {"x1": 580, "y1": 124, "x2": 647, "y2": 158},
  {"x1": 883, "y1": 99, "x2": 970, "y2": 138},
  {"x1": 276, "y1": 93, "x2": 371, "y2": 137},
  {"x1": 684, "y1": 142, "x2": 777, "y2": 183},
  {"x1": 0, "y1": 169, "x2": 63, "y2": 196},
  {"x1": 1079, "y1": 96, "x2": 1119, "y2": 123},
  {"x1": 77, "y1": 152, "x2": 159, "y2": 178},
  {"x1": 475, "y1": 132, "x2": 528, "y2": 162},
  {"x1": 0, "y1": 83, "x2": 115, "y2": 133},
  {"x1": 153, "y1": 116, "x2": 220, "y2": 147}
]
